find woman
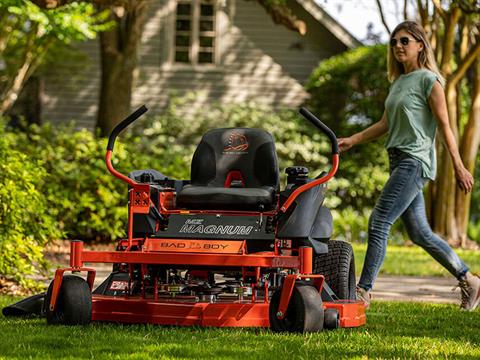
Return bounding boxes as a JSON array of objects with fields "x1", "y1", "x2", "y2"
[{"x1": 338, "y1": 21, "x2": 479, "y2": 311}]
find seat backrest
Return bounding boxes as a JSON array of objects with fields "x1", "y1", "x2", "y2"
[{"x1": 190, "y1": 128, "x2": 279, "y2": 189}]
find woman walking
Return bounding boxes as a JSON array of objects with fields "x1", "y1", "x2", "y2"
[{"x1": 338, "y1": 21, "x2": 479, "y2": 311}]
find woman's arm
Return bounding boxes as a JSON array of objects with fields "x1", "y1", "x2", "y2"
[
  {"x1": 429, "y1": 81, "x2": 474, "y2": 193},
  {"x1": 338, "y1": 111, "x2": 388, "y2": 152}
]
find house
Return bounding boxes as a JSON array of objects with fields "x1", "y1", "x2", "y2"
[{"x1": 41, "y1": 0, "x2": 360, "y2": 129}]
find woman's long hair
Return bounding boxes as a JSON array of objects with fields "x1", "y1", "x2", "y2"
[{"x1": 387, "y1": 21, "x2": 444, "y2": 84}]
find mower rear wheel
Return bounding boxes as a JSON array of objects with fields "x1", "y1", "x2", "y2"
[
  {"x1": 269, "y1": 283, "x2": 324, "y2": 333},
  {"x1": 313, "y1": 240, "x2": 356, "y2": 300},
  {"x1": 45, "y1": 275, "x2": 92, "y2": 325}
]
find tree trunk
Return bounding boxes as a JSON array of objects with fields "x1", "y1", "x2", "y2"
[
  {"x1": 456, "y1": 58, "x2": 480, "y2": 247},
  {"x1": 96, "y1": 1, "x2": 147, "y2": 136},
  {"x1": 433, "y1": 82, "x2": 460, "y2": 244}
]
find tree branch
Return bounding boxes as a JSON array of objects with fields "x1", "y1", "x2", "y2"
[
  {"x1": 431, "y1": 0, "x2": 446, "y2": 20},
  {"x1": 254, "y1": 0, "x2": 306, "y2": 35},
  {"x1": 375, "y1": 0, "x2": 391, "y2": 35},
  {"x1": 0, "y1": 25, "x2": 39, "y2": 113},
  {"x1": 440, "y1": 6, "x2": 461, "y2": 74},
  {"x1": 448, "y1": 39, "x2": 480, "y2": 86},
  {"x1": 454, "y1": 0, "x2": 480, "y2": 14}
]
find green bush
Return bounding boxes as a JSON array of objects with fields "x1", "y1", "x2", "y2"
[
  {"x1": 0, "y1": 123, "x2": 61, "y2": 289},
  {"x1": 11, "y1": 123, "x2": 164, "y2": 241}
]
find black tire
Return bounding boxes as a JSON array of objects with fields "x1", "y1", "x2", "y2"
[
  {"x1": 313, "y1": 240, "x2": 356, "y2": 300},
  {"x1": 269, "y1": 284, "x2": 324, "y2": 333},
  {"x1": 44, "y1": 275, "x2": 92, "y2": 325},
  {"x1": 324, "y1": 308, "x2": 340, "y2": 330}
]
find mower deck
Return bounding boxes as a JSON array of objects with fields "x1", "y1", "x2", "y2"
[{"x1": 91, "y1": 295, "x2": 365, "y2": 328}]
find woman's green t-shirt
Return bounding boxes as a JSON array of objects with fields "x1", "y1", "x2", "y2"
[{"x1": 384, "y1": 69, "x2": 440, "y2": 180}]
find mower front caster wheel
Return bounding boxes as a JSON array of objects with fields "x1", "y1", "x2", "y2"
[
  {"x1": 324, "y1": 308, "x2": 340, "y2": 330},
  {"x1": 269, "y1": 284, "x2": 324, "y2": 333},
  {"x1": 44, "y1": 275, "x2": 92, "y2": 325}
]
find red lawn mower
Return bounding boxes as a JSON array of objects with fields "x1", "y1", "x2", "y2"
[{"x1": 37, "y1": 106, "x2": 365, "y2": 332}]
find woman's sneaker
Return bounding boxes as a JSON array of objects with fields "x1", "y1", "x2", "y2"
[
  {"x1": 356, "y1": 286, "x2": 371, "y2": 309},
  {"x1": 458, "y1": 273, "x2": 480, "y2": 311}
]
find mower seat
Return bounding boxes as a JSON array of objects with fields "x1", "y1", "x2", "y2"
[{"x1": 176, "y1": 128, "x2": 279, "y2": 211}]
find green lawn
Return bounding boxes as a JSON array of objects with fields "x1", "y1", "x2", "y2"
[
  {"x1": 353, "y1": 243, "x2": 480, "y2": 277},
  {"x1": 1, "y1": 296, "x2": 479, "y2": 359}
]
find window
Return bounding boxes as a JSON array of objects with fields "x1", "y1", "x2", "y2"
[{"x1": 174, "y1": 0, "x2": 216, "y2": 65}]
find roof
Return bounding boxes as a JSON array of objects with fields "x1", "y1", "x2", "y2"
[{"x1": 295, "y1": 0, "x2": 363, "y2": 48}]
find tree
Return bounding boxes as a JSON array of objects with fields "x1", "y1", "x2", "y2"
[
  {"x1": 32, "y1": 0, "x2": 306, "y2": 136},
  {"x1": 0, "y1": 0, "x2": 110, "y2": 115}
]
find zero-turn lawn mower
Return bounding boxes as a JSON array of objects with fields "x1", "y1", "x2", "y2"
[{"x1": 6, "y1": 106, "x2": 366, "y2": 333}]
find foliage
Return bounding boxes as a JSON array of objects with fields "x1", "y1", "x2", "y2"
[
  {"x1": 0, "y1": 122, "x2": 61, "y2": 289},
  {"x1": 0, "y1": 0, "x2": 111, "y2": 113},
  {"x1": 11, "y1": 122, "x2": 157, "y2": 241},
  {"x1": 1, "y1": 296, "x2": 480, "y2": 359}
]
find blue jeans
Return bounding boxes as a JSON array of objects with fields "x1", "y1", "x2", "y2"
[{"x1": 358, "y1": 148, "x2": 469, "y2": 291}]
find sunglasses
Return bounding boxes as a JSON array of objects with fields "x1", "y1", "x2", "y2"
[{"x1": 390, "y1": 36, "x2": 419, "y2": 47}]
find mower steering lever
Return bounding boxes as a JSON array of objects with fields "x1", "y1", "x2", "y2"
[
  {"x1": 280, "y1": 108, "x2": 339, "y2": 212},
  {"x1": 107, "y1": 105, "x2": 148, "y2": 152},
  {"x1": 299, "y1": 107, "x2": 339, "y2": 155},
  {"x1": 105, "y1": 105, "x2": 148, "y2": 186}
]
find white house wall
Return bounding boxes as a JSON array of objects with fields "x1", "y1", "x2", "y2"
[{"x1": 42, "y1": 0, "x2": 347, "y2": 129}]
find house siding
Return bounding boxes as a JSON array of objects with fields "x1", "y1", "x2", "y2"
[{"x1": 42, "y1": 0, "x2": 347, "y2": 129}]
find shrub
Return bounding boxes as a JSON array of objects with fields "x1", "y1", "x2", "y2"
[
  {"x1": 0, "y1": 123, "x2": 61, "y2": 289},
  {"x1": 12, "y1": 123, "x2": 165, "y2": 241}
]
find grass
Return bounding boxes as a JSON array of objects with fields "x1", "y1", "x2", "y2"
[
  {"x1": 353, "y1": 243, "x2": 480, "y2": 277},
  {"x1": 1, "y1": 295, "x2": 480, "y2": 359}
]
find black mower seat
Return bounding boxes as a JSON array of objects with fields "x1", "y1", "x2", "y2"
[
  {"x1": 177, "y1": 185, "x2": 276, "y2": 211},
  {"x1": 176, "y1": 128, "x2": 279, "y2": 211}
]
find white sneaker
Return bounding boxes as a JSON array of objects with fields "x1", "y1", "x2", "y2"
[
  {"x1": 458, "y1": 273, "x2": 480, "y2": 311},
  {"x1": 356, "y1": 286, "x2": 371, "y2": 309}
]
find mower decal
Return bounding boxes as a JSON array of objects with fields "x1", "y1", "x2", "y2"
[
  {"x1": 146, "y1": 239, "x2": 244, "y2": 254},
  {"x1": 109, "y1": 281, "x2": 128, "y2": 291},
  {"x1": 179, "y1": 223, "x2": 253, "y2": 236},
  {"x1": 223, "y1": 132, "x2": 249, "y2": 154},
  {"x1": 155, "y1": 214, "x2": 275, "y2": 240}
]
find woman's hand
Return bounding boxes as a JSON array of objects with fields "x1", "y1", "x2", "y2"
[
  {"x1": 338, "y1": 137, "x2": 355, "y2": 152},
  {"x1": 454, "y1": 165, "x2": 474, "y2": 194}
]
